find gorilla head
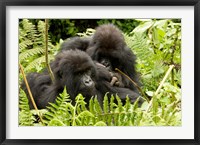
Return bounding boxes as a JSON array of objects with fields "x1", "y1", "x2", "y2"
[
  {"x1": 22, "y1": 50, "x2": 103, "y2": 109},
  {"x1": 86, "y1": 24, "x2": 139, "y2": 91},
  {"x1": 51, "y1": 50, "x2": 98, "y2": 102},
  {"x1": 91, "y1": 24, "x2": 125, "y2": 50},
  {"x1": 87, "y1": 24, "x2": 126, "y2": 71}
]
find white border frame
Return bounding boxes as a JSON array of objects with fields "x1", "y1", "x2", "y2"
[{"x1": 6, "y1": 6, "x2": 194, "y2": 139}]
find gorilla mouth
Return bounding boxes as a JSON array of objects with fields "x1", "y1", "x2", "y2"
[
  {"x1": 84, "y1": 79, "x2": 94, "y2": 87},
  {"x1": 79, "y1": 84, "x2": 96, "y2": 98}
]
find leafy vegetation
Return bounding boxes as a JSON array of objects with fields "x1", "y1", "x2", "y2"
[
  {"x1": 19, "y1": 19, "x2": 181, "y2": 126},
  {"x1": 19, "y1": 19, "x2": 61, "y2": 73},
  {"x1": 27, "y1": 19, "x2": 140, "y2": 44}
]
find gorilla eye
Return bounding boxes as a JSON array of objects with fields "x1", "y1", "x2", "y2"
[
  {"x1": 91, "y1": 72, "x2": 95, "y2": 78},
  {"x1": 86, "y1": 69, "x2": 92, "y2": 76}
]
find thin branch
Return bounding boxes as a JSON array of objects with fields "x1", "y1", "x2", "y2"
[
  {"x1": 19, "y1": 64, "x2": 44, "y2": 123},
  {"x1": 170, "y1": 46, "x2": 175, "y2": 86},
  {"x1": 72, "y1": 95, "x2": 80, "y2": 126},
  {"x1": 45, "y1": 19, "x2": 55, "y2": 82},
  {"x1": 146, "y1": 65, "x2": 174, "y2": 112},
  {"x1": 115, "y1": 68, "x2": 149, "y2": 102},
  {"x1": 155, "y1": 65, "x2": 174, "y2": 95}
]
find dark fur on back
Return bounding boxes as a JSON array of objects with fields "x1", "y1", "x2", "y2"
[{"x1": 61, "y1": 37, "x2": 90, "y2": 52}]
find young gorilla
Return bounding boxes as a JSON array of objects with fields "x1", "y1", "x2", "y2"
[
  {"x1": 22, "y1": 50, "x2": 140, "y2": 109},
  {"x1": 61, "y1": 24, "x2": 140, "y2": 96}
]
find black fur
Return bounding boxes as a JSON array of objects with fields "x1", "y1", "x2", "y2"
[
  {"x1": 22, "y1": 49, "x2": 141, "y2": 109},
  {"x1": 61, "y1": 37, "x2": 90, "y2": 52},
  {"x1": 61, "y1": 24, "x2": 140, "y2": 94},
  {"x1": 21, "y1": 24, "x2": 143, "y2": 109},
  {"x1": 22, "y1": 50, "x2": 100, "y2": 109},
  {"x1": 21, "y1": 73, "x2": 52, "y2": 109}
]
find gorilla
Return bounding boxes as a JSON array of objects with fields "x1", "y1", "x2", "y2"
[
  {"x1": 60, "y1": 37, "x2": 90, "y2": 52},
  {"x1": 61, "y1": 24, "x2": 140, "y2": 94},
  {"x1": 22, "y1": 49, "x2": 140, "y2": 109},
  {"x1": 21, "y1": 72, "x2": 53, "y2": 109},
  {"x1": 22, "y1": 50, "x2": 99, "y2": 109}
]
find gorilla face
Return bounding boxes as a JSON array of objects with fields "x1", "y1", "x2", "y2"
[
  {"x1": 73, "y1": 67, "x2": 96, "y2": 98},
  {"x1": 52, "y1": 50, "x2": 97, "y2": 100},
  {"x1": 79, "y1": 70, "x2": 95, "y2": 88},
  {"x1": 98, "y1": 57, "x2": 112, "y2": 71},
  {"x1": 86, "y1": 24, "x2": 126, "y2": 73},
  {"x1": 86, "y1": 24, "x2": 139, "y2": 91}
]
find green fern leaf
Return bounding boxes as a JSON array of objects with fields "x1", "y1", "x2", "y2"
[
  {"x1": 19, "y1": 47, "x2": 45, "y2": 62},
  {"x1": 94, "y1": 121, "x2": 107, "y2": 126},
  {"x1": 48, "y1": 119, "x2": 65, "y2": 126}
]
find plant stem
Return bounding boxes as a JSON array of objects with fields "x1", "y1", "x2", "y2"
[
  {"x1": 115, "y1": 68, "x2": 149, "y2": 102},
  {"x1": 146, "y1": 65, "x2": 174, "y2": 112},
  {"x1": 170, "y1": 46, "x2": 175, "y2": 86},
  {"x1": 45, "y1": 19, "x2": 55, "y2": 82},
  {"x1": 72, "y1": 95, "x2": 80, "y2": 126},
  {"x1": 19, "y1": 64, "x2": 44, "y2": 123},
  {"x1": 155, "y1": 65, "x2": 174, "y2": 95}
]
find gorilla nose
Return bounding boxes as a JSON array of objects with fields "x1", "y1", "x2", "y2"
[
  {"x1": 84, "y1": 76, "x2": 94, "y2": 87},
  {"x1": 85, "y1": 80, "x2": 93, "y2": 87}
]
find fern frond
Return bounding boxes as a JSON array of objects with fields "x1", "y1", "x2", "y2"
[
  {"x1": 94, "y1": 121, "x2": 107, "y2": 126},
  {"x1": 19, "y1": 19, "x2": 57, "y2": 72},
  {"x1": 20, "y1": 19, "x2": 37, "y2": 41},
  {"x1": 48, "y1": 119, "x2": 65, "y2": 126},
  {"x1": 44, "y1": 87, "x2": 72, "y2": 125},
  {"x1": 19, "y1": 39, "x2": 33, "y2": 52},
  {"x1": 19, "y1": 89, "x2": 36, "y2": 126},
  {"x1": 19, "y1": 47, "x2": 45, "y2": 62},
  {"x1": 24, "y1": 55, "x2": 54, "y2": 72}
]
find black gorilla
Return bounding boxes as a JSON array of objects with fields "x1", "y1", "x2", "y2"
[
  {"x1": 22, "y1": 49, "x2": 140, "y2": 109},
  {"x1": 22, "y1": 50, "x2": 100, "y2": 109},
  {"x1": 61, "y1": 24, "x2": 140, "y2": 94},
  {"x1": 22, "y1": 72, "x2": 53, "y2": 109},
  {"x1": 60, "y1": 37, "x2": 90, "y2": 51}
]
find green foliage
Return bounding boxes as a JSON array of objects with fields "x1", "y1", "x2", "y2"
[
  {"x1": 125, "y1": 19, "x2": 181, "y2": 91},
  {"x1": 19, "y1": 89, "x2": 36, "y2": 126},
  {"x1": 19, "y1": 87, "x2": 181, "y2": 126},
  {"x1": 19, "y1": 19, "x2": 60, "y2": 73},
  {"x1": 28, "y1": 19, "x2": 140, "y2": 44}
]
